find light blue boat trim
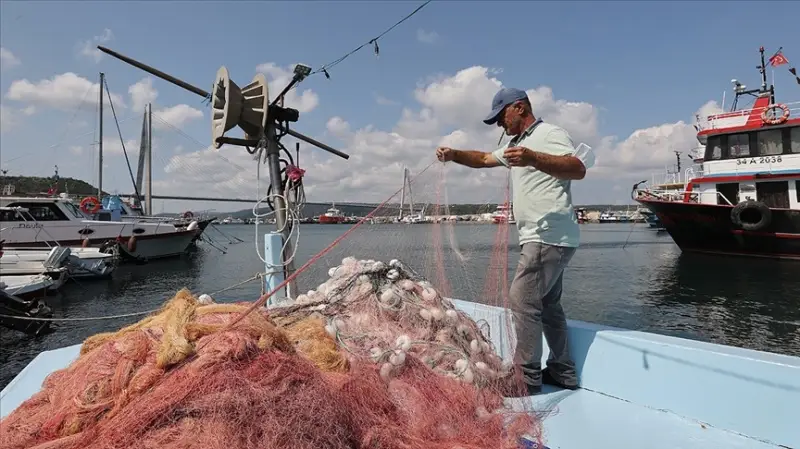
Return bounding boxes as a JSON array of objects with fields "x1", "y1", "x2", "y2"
[{"x1": 695, "y1": 167, "x2": 800, "y2": 179}]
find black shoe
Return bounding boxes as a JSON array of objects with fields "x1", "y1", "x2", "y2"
[
  {"x1": 541, "y1": 367, "x2": 578, "y2": 390},
  {"x1": 492, "y1": 372, "x2": 542, "y2": 398}
]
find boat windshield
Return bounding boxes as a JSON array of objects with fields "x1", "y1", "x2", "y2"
[{"x1": 63, "y1": 201, "x2": 89, "y2": 219}]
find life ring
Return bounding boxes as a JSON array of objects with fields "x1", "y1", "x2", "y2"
[
  {"x1": 761, "y1": 103, "x2": 790, "y2": 125},
  {"x1": 731, "y1": 200, "x2": 772, "y2": 231},
  {"x1": 183, "y1": 211, "x2": 194, "y2": 219},
  {"x1": 80, "y1": 196, "x2": 101, "y2": 214}
]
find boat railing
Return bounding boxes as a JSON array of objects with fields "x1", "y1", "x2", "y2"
[
  {"x1": 685, "y1": 167, "x2": 703, "y2": 182},
  {"x1": 634, "y1": 186, "x2": 735, "y2": 206},
  {"x1": 696, "y1": 100, "x2": 800, "y2": 131}
]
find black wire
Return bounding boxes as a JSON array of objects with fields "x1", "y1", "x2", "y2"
[{"x1": 310, "y1": 0, "x2": 433, "y2": 76}]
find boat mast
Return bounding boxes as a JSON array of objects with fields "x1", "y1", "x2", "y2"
[
  {"x1": 146, "y1": 103, "x2": 153, "y2": 215},
  {"x1": 731, "y1": 46, "x2": 775, "y2": 112},
  {"x1": 98, "y1": 72, "x2": 104, "y2": 198}
]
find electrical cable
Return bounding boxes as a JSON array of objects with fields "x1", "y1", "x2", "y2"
[{"x1": 310, "y1": 0, "x2": 433, "y2": 78}]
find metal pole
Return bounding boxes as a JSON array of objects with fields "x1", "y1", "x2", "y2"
[
  {"x1": 399, "y1": 167, "x2": 406, "y2": 220},
  {"x1": 98, "y1": 72, "x2": 104, "y2": 198},
  {"x1": 265, "y1": 123, "x2": 297, "y2": 298},
  {"x1": 146, "y1": 104, "x2": 153, "y2": 215}
]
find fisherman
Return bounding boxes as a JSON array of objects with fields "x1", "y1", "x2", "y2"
[{"x1": 435, "y1": 87, "x2": 587, "y2": 396}]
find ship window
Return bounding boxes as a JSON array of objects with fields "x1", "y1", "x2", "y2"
[
  {"x1": 705, "y1": 136, "x2": 722, "y2": 160},
  {"x1": 791, "y1": 127, "x2": 800, "y2": 153},
  {"x1": 756, "y1": 129, "x2": 783, "y2": 155},
  {"x1": 62, "y1": 202, "x2": 88, "y2": 219},
  {"x1": 728, "y1": 133, "x2": 750, "y2": 157},
  {"x1": 796, "y1": 181, "x2": 800, "y2": 203},
  {"x1": 5, "y1": 202, "x2": 69, "y2": 221},
  {"x1": 756, "y1": 181, "x2": 790, "y2": 209}
]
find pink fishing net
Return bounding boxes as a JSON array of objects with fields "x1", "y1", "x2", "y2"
[{"x1": 1, "y1": 164, "x2": 542, "y2": 449}]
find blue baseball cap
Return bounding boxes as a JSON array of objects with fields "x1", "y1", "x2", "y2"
[{"x1": 483, "y1": 87, "x2": 529, "y2": 125}]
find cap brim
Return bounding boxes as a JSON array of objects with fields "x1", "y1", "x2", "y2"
[{"x1": 483, "y1": 107, "x2": 503, "y2": 125}]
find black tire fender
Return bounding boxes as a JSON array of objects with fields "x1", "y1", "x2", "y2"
[{"x1": 730, "y1": 200, "x2": 772, "y2": 231}]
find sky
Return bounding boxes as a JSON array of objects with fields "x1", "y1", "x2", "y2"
[{"x1": 1, "y1": 0, "x2": 799, "y2": 213}]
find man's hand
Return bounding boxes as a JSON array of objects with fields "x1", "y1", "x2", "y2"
[
  {"x1": 436, "y1": 146, "x2": 457, "y2": 163},
  {"x1": 503, "y1": 146, "x2": 537, "y2": 167}
]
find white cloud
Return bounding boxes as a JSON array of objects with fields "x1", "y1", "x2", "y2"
[
  {"x1": 417, "y1": 29, "x2": 440, "y2": 44},
  {"x1": 127, "y1": 76, "x2": 204, "y2": 130},
  {"x1": 254, "y1": 62, "x2": 319, "y2": 113},
  {"x1": 1, "y1": 105, "x2": 18, "y2": 133},
  {"x1": 77, "y1": 29, "x2": 113, "y2": 63},
  {"x1": 374, "y1": 93, "x2": 398, "y2": 106},
  {"x1": 153, "y1": 104, "x2": 203, "y2": 130},
  {"x1": 5, "y1": 72, "x2": 125, "y2": 111},
  {"x1": 129, "y1": 78, "x2": 158, "y2": 113},
  {"x1": 105, "y1": 65, "x2": 715, "y2": 206},
  {"x1": 0, "y1": 47, "x2": 21, "y2": 70}
]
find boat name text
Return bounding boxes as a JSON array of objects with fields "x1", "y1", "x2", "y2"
[
  {"x1": 14, "y1": 223, "x2": 44, "y2": 229},
  {"x1": 736, "y1": 156, "x2": 783, "y2": 166}
]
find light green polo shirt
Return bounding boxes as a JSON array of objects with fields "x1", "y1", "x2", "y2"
[{"x1": 491, "y1": 120, "x2": 580, "y2": 248}]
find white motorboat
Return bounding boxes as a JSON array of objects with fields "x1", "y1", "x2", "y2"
[{"x1": 0, "y1": 199, "x2": 198, "y2": 262}]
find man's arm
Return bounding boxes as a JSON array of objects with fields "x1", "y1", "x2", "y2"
[
  {"x1": 528, "y1": 152, "x2": 586, "y2": 180},
  {"x1": 447, "y1": 149, "x2": 504, "y2": 168},
  {"x1": 503, "y1": 127, "x2": 586, "y2": 179}
]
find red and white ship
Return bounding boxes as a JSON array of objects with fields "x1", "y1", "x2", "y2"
[
  {"x1": 634, "y1": 46, "x2": 800, "y2": 260},
  {"x1": 318, "y1": 203, "x2": 346, "y2": 224},
  {"x1": 491, "y1": 203, "x2": 515, "y2": 224}
]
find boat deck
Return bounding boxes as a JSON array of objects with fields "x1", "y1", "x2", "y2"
[
  {"x1": 2, "y1": 300, "x2": 798, "y2": 449},
  {"x1": 514, "y1": 387, "x2": 774, "y2": 448}
]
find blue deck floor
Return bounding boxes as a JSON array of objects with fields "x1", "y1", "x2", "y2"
[{"x1": 513, "y1": 387, "x2": 777, "y2": 449}]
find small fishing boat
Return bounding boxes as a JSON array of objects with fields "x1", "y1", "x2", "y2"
[
  {"x1": 0, "y1": 274, "x2": 57, "y2": 299},
  {"x1": 2, "y1": 247, "x2": 116, "y2": 279}
]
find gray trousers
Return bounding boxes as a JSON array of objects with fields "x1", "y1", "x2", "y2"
[{"x1": 509, "y1": 242, "x2": 577, "y2": 387}]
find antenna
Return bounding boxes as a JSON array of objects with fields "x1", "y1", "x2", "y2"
[{"x1": 97, "y1": 45, "x2": 351, "y2": 298}]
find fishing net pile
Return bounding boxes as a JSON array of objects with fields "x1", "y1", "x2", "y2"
[{"x1": 0, "y1": 256, "x2": 540, "y2": 449}]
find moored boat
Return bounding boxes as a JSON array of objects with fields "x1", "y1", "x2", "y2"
[
  {"x1": 491, "y1": 203, "x2": 515, "y2": 224},
  {"x1": 0, "y1": 198, "x2": 199, "y2": 262},
  {"x1": 318, "y1": 203, "x2": 346, "y2": 224},
  {"x1": 635, "y1": 46, "x2": 800, "y2": 260}
]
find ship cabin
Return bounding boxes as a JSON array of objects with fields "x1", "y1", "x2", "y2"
[{"x1": 689, "y1": 78, "x2": 799, "y2": 211}]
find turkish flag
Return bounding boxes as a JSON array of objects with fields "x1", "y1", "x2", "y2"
[{"x1": 769, "y1": 52, "x2": 789, "y2": 66}]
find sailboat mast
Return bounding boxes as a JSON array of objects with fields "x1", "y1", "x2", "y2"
[
  {"x1": 146, "y1": 103, "x2": 153, "y2": 215},
  {"x1": 98, "y1": 72, "x2": 104, "y2": 198}
]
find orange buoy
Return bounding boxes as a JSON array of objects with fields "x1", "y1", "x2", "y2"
[
  {"x1": 80, "y1": 196, "x2": 101, "y2": 214},
  {"x1": 761, "y1": 103, "x2": 790, "y2": 125}
]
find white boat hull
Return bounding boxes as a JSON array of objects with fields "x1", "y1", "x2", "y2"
[
  {"x1": 2, "y1": 249, "x2": 116, "y2": 279},
  {"x1": 0, "y1": 274, "x2": 55, "y2": 298}
]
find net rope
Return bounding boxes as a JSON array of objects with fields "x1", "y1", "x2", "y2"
[{"x1": 0, "y1": 161, "x2": 546, "y2": 449}]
